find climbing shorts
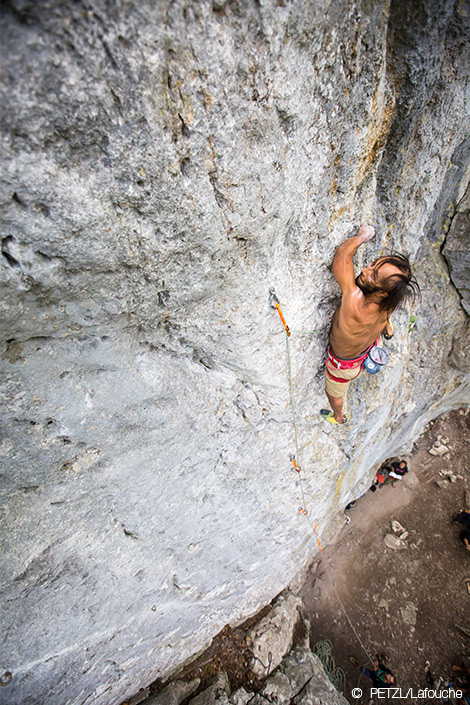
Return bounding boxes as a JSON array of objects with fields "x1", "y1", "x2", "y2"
[
  {"x1": 324, "y1": 358, "x2": 364, "y2": 397},
  {"x1": 324, "y1": 339, "x2": 379, "y2": 398}
]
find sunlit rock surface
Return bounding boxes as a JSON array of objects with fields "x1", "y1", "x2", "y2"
[{"x1": 0, "y1": 0, "x2": 469, "y2": 703}]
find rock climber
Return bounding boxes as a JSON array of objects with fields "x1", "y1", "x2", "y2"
[{"x1": 321, "y1": 224, "x2": 419, "y2": 424}]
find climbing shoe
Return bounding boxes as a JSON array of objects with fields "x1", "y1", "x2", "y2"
[
  {"x1": 320, "y1": 409, "x2": 347, "y2": 425},
  {"x1": 350, "y1": 656, "x2": 360, "y2": 667}
]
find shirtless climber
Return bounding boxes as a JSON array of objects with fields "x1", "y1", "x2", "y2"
[{"x1": 321, "y1": 225, "x2": 419, "y2": 424}]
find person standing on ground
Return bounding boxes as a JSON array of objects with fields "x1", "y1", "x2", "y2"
[
  {"x1": 459, "y1": 529, "x2": 470, "y2": 552},
  {"x1": 350, "y1": 655, "x2": 397, "y2": 689},
  {"x1": 370, "y1": 468, "x2": 387, "y2": 492},
  {"x1": 452, "y1": 494, "x2": 470, "y2": 551},
  {"x1": 452, "y1": 494, "x2": 470, "y2": 530},
  {"x1": 385, "y1": 459, "x2": 409, "y2": 487},
  {"x1": 321, "y1": 225, "x2": 420, "y2": 424}
]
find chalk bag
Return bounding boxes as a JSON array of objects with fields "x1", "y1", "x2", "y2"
[{"x1": 363, "y1": 346, "x2": 389, "y2": 374}]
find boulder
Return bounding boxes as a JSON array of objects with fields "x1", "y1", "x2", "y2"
[
  {"x1": 145, "y1": 679, "x2": 201, "y2": 705},
  {"x1": 384, "y1": 534, "x2": 408, "y2": 550},
  {"x1": 188, "y1": 673, "x2": 230, "y2": 705},
  {"x1": 391, "y1": 520, "x2": 406, "y2": 534},
  {"x1": 246, "y1": 592, "x2": 302, "y2": 679}
]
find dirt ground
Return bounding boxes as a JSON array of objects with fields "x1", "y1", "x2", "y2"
[{"x1": 301, "y1": 409, "x2": 470, "y2": 703}]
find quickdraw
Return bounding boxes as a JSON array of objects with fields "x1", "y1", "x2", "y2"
[
  {"x1": 314, "y1": 521, "x2": 323, "y2": 551},
  {"x1": 269, "y1": 289, "x2": 290, "y2": 337},
  {"x1": 290, "y1": 455, "x2": 301, "y2": 473}
]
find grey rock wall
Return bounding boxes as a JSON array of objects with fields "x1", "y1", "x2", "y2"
[
  {"x1": 0, "y1": 1, "x2": 469, "y2": 704},
  {"x1": 443, "y1": 178, "x2": 470, "y2": 315}
]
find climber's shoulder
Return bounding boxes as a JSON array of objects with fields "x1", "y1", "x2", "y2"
[{"x1": 340, "y1": 286, "x2": 366, "y2": 315}]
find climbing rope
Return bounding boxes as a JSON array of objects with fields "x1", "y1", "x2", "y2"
[
  {"x1": 328, "y1": 577, "x2": 374, "y2": 666},
  {"x1": 286, "y1": 325, "x2": 323, "y2": 549},
  {"x1": 274, "y1": 329, "x2": 323, "y2": 336},
  {"x1": 270, "y1": 289, "x2": 323, "y2": 549},
  {"x1": 313, "y1": 640, "x2": 347, "y2": 692},
  {"x1": 270, "y1": 289, "x2": 375, "y2": 669}
]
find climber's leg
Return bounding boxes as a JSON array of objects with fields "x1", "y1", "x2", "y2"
[
  {"x1": 326, "y1": 391, "x2": 345, "y2": 424},
  {"x1": 323, "y1": 356, "x2": 363, "y2": 424}
]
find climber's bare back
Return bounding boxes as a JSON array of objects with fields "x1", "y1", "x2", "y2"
[{"x1": 329, "y1": 290, "x2": 390, "y2": 359}]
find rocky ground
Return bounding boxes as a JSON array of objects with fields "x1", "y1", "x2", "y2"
[{"x1": 302, "y1": 408, "x2": 470, "y2": 703}]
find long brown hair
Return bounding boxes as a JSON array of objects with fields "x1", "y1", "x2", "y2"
[{"x1": 378, "y1": 253, "x2": 420, "y2": 313}]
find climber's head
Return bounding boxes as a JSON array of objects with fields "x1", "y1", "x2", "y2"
[{"x1": 356, "y1": 253, "x2": 420, "y2": 313}]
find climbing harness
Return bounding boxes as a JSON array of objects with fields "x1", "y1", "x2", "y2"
[{"x1": 326, "y1": 339, "x2": 377, "y2": 379}]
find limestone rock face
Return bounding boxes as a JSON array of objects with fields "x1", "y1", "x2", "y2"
[
  {"x1": 443, "y1": 180, "x2": 470, "y2": 315},
  {"x1": 0, "y1": 1, "x2": 469, "y2": 704}
]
